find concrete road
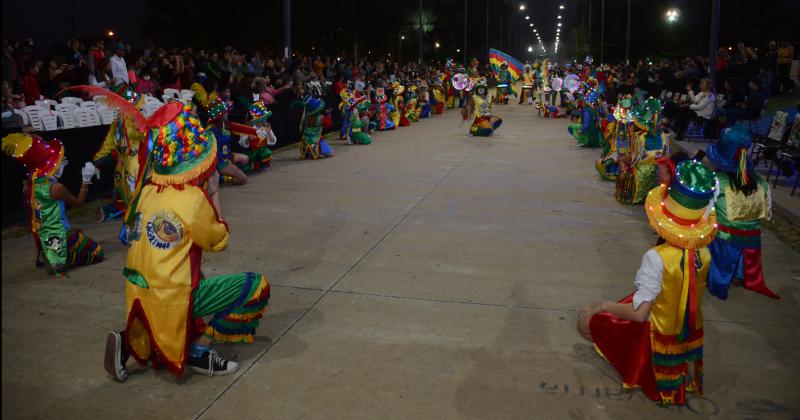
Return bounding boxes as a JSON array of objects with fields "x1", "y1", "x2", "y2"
[{"x1": 3, "y1": 103, "x2": 799, "y2": 419}]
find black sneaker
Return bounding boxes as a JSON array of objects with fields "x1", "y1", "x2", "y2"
[
  {"x1": 187, "y1": 349, "x2": 239, "y2": 377},
  {"x1": 104, "y1": 330, "x2": 129, "y2": 382}
]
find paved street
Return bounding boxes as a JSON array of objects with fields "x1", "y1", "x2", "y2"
[{"x1": 3, "y1": 103, "x2": 799, "y2": 419}]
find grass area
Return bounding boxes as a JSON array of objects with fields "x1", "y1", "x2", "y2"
[{"x1": 765, "y1": 93, "x2": 800, "y2": 114}]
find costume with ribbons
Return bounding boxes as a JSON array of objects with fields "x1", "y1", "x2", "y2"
[
  {"x1": 465, "y1": 79, "x2": 502, "y2": 137},
  {"x1": 596, "y1": 97, "x2": 634, "y2": 181},
  {"x1": 292, "y1": 96, "x2": 333, "y2": 160},
  {"x1": 590, "y1": 160, "x2": 718, "y2": 406},
  {"x1": 615, "y1": 98, "x2": 670, "y2": 204},
  {"x1": 238, "y1": 101, "x2": 275, "y2": 173},
  {"x1": 706, "y1": 124, "x2": 779, "y2": 300}
]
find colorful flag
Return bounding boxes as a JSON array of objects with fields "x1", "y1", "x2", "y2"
[{"x1": 489, "y1": 48, "x2": 523, "y2": 82}]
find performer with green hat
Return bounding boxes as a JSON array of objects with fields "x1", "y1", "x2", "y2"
[
  {"x1": 237, "y1": 100, "x2": 276, "y2": 173},
  {"x1": 615, "y1": 97, "x2": 670, "y2": 204},
  {"x1": 578, "y1": 160, "x2": 719, "y2": 406}
]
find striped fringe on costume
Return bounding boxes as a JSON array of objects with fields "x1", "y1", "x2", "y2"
[
  {"x1": 67, "y1": 228, "x2": 105, "y2": 267},
  {"x1": 650, "y1": 329, "x2": 704, "y2": 406},
  {"x1": 205, "y1": 273, "x2": 271, "y2": 343}
]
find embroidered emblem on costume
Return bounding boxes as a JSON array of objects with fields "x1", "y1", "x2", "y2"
[
  {"x1": 146, "y1": 211, "x2": 183, "y2": 249},
  {"x1": 44, "y1": 235, "x2": 63, "y2": 252}
]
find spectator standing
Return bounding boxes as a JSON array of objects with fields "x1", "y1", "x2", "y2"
[
  {"x1": 777, "y1": 42, "x2": 795, "y2": 94},
  {"x1": 110, "y1": 43, "x2": 129, "y2": 85},
  {"x1": 22, "y1": 61, "x2": 41, "y2": 105}
]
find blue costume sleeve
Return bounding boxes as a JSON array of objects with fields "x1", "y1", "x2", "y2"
[{"x1": 580, "y1": 109, "x2": 591, "y2": 133}]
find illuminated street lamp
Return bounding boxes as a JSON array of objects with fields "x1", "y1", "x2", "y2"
[
  {"x1": 666, "y1": 8, "x2": 679, "y2": 23},
  {"x1": 559, "y1": 5, "x2": 564, "y2": 9},
  {"x1": 519, "y1": 4, "x2": 526, "y2": 10},
  {"x1": 557, "y1": 15, "x2": 562, "y2": 19},
  {"x1": 557, "y1": 23, "x2": 562, "y2": 27},
  {"x1": 529, "y1": 23, "x2": 533, "y2": 27},
  {"x1": 525, "y1": 15, "x2": 530, "y2": 20},
  {"x1": 435, "y1": 42, "x2": 440, "y2": 48},
  {"x1": 528, "y1": 46, "x2": 533, "y2": 52},
  {"x1": 106, "y1": 30, "x2": 115, "y2": 37}
]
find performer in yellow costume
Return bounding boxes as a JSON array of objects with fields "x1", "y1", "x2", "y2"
[
  {"x1": 463, "y1": 78, "x2": 502, "y2": 136},
  {"x1": 104, "y1": 103, "x2": 270, "y2": 381},
  {"x1": 578, "y1": 160, "x2": 718, "y2": 406},
  {"x1": 91, "y1": 87, "x2": 147, "y2": 222},
  {"x1": 519, "y1": 64, "x2": 535, "y2": 105}
]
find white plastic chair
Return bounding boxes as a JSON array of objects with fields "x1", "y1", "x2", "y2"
[
  {"x1": 61, "y1": 97, "x2": 84, "y2": 106},
  {"x1": 74, "y1": 108, "x2": 102, "y2": 127},
  {"x1": 22, "y1": 106, "x2": 44, "y2": 131},
  {"x1": 41, "y1": 114, "x2": 59, "y2": 131},
  {"x1": 163, "y1": 88, "x2": 180, "y2": 99},
  {"x1": 143, "y1": 101, "x2": 163, "y2": 118},
  {"x1": 81, "y1": 101, "x2": 98, "y2": 111},
  {"x1": 55, "y1": 103, "x2": 77, "y2": 115},
  {"x1": 55, "y1": 110, "x2": 77, "y2": 129},
  {"x1": 97, "y1": 105, "x2": 118, "y2": 124},
  {"x1": 35, "y1": 99, "x2": 58, "y2": 110},
  {"x1": 13, "y1": 108, "x2": 30, "y2": 126}
]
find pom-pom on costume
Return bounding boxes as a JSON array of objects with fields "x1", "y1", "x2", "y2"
[
  {"x1": 590, "y1": 160, "x2": 718, "y2": 406},
  {"x1": 292, "y1": 96, "x2": 333, "y2": 160},
  {"x1": 615, "y1": 98, "x2": 670, "y2": 204},
  {"x1": 238, "y1": 101, "x2": 276, "y2": 173},
  {"x1": 706, "y1": 124, "x2": 779, "y2": 300},
  {"x1": 372, "y1": 88, "x2": 396, "y2": 131},
  {"x1": 122, "y1": 103, "x2": 270, "y2": 376},
  {"x1": 2, "y1": 133, "x2": 104, "y2": 275},
  {"x1": 464, "y1": 79, "x2": 502, "y2": 137},
  {"x1": 596, "y1": 97, "x2": 634, "y2": 181}
]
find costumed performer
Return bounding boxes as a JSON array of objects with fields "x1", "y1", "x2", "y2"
[
  {"x1": 346, "y1": 95, "x2": 372, "y2": 145},
  {"x1": 405, "y1": 86, "x2": 419, "y2": 122},
  {"x1": 418, "y1": 82, "x2": 432, "y2": 118},
  {"x1": 577, "y1": 160, "x2": 718, "y2": 406},
  {"x1": 519, "y1": 64, "x2": 535, "y2": 105},
  {"x1": 372, "y1": 87, "x2": 396, "y2": 131},
  {"x1": 205, "y1": 97, "x2": 267, "y2": 185},
  {"x1": 705, "y1": 124, "x2": 780, "y2": 300},
  {"x1": 391, "y1": 82, "x2": 409, "y2": 127},
  {"x1": 293, "y1": 96, "x2": 334, "y2": 159},
  {"x1": 2, "y1": 133, "x2": 104, "y2": 276},
  {"x1": 567, "y1": 83, "x2": 604, "y2": 147},
  {"x1": 495, "y1": 62, "x2": 516, "y2": 104},
  {"x1": 463, "y1": 78, "x2": 503, "y2": 137},
  {"x1": 596, "y1": 96, "x2": 634, "y2": 181},
  {"x1": 237, "y1": 101, "x2": 277, "y2": 173},
  {"x1": 615, "y1": 98, "x2": 670, "y2": 204},
  {"x1": 104, "y1": 102, "x2": 270, "y2": 382}
]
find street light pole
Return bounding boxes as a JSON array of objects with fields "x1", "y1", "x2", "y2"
[
  {"x1": 464, "y1": 0, "x2": 468, "y2": 66},
  {"x1": 419, "y1": 0, "x2": 424, "y2": 64},
  {"x1": 600, "y1": 0, "x2": 605, "y2": 65},
  {"x1": 709, "y1": 0, "x2": 721, "y2": 91},
  {"x1": 486, "y1": 0, "x2": 489, "y2": 61},
  {"x1": 283, "y1": 0, "x2": 292, "y2": 65},
  {"x1": 625, "y1": 0, "x2": 631, "y2": 65},
  {"x1": 587, "y1": 0, "x2": 592, "y2": 53}
]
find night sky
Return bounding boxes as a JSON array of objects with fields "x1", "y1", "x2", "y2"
[{"x1": 2, "y1": 0, "x2": 798, "y2": 63}]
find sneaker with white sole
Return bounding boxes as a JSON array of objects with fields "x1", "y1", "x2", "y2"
[
  {"x1": 104, "y1": 330, "x2": 129, "y2": 382},
  {"x1": 187, "y1": 349, "x2": 239, "y2": 377}
]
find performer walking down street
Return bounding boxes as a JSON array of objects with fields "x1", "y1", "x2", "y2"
[
  {"x1": 578, "y1": 160, "x2": 718, "y2": 406},
  {"x1": 105, "y1": 103, "x2": 270, "y2": 382}
]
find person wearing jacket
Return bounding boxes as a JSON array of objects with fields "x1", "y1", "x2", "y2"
[{"x1": 673, "y1": 78, "x2": 716, "y2": 140}]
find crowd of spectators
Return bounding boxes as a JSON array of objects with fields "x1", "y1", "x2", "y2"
[{"x1": 1, "y1": 35, "x2": 796, "y2": 138}]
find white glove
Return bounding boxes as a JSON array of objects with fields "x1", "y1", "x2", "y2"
[
  {"x1": 238, "y1": 135, "x2": 250, "y2": 148},
  {"x1": 266, "y1": 129, "x2": 277, "y2": 146},
  {"x1": 256, "y1": 128, "x2": 268, "y2": 141},
  {"x1": 81, "y1": 162, "x2": 96, "y2": 184}
]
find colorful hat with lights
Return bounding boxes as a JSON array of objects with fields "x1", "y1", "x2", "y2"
[
  {"x1": 147, "y1": 103, "x2": 217, "y2": 186},
  {"x1": 645, "y1": 160, "x2": 718, "y2": 249},
  {"x1": 301, "y1": 96, "x2": 326, "y2": 116},
  {"x1": 2, "y1": 133, "x2": 64, "y2": 179},
  {"x1": 632, "y1": 97, "x2": 663, "y2": 135},
  {"x1": 247, "y1": 101, "x2": 272, "y2": 125},
  {"x1": 392, "y1": 81, "x2": 405, "y2": 95},
  {"x1": 706, "y1": 123, "x2": 752, "y2": 184},
  {"x1": 205, "y1": 97, "x2": 229, "y2": 123}
]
